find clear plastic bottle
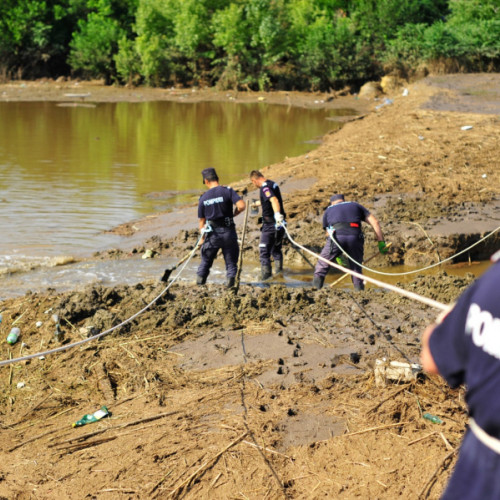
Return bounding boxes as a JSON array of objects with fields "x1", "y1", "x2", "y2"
[
  {"x1": 72, "y1": 406, "x2": 109, "y2": 427},
  {"x1": 7, "y1": 327, "x2": 20, "y2": 345}
]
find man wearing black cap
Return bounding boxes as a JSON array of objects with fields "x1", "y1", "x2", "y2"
[
  {"x1": 312, "y1": 194, "x2": 387, "y2": 290},
  {"x1": 250, "y1": 170, "x2": 286, "y2": 280},
  {"x1": 197, "y1": 167, "x2": 246, "y2": 288}
]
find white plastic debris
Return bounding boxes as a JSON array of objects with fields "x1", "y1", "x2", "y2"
[
  {"x1": 402, "y1": 88, "x2": 409, "y2": 96},
  {"x1": 375, "y1": 359, "x2": 421, "y2": 387},
  {"x1": 36, "y1": 321, "x2": 43, "y2": 328},
  {"x1": 17, "y1": 382, "x2": 25, "y2": 389},
  {"x1": 482, "y1": 174, "x2": 487, "y2": 179},
  {"x1": 461, "y1": 125, "x2": 473, "y2": 131}
]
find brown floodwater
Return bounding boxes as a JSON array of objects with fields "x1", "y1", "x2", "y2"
[{"x1": 0, "y1": 100, "x2": 353, "y2": 274}]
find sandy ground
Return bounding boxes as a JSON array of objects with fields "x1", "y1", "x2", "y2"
[{"x1": 0, "y1": 74, "x2": 499, "y2": 499}]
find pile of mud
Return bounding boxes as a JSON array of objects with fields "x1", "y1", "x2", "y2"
[{"x1": 0, "y1": 270, "x2": 472, "y2": 498}]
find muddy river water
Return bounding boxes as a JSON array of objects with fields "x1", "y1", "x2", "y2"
[{"x1": 0, "y1": 100, "x2": 352, "y2": 285}]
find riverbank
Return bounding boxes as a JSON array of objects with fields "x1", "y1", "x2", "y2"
[{"x1": 0, "y1": 74, "x2": 499, "y2": 498}]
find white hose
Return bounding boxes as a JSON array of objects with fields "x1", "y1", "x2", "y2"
[
  {"x1": 330, "y1": 226, "x2": 499, "y2": 276},
  {"x1": 283, "y1": 224, "x2": 450, "y2": 312},
  {"x1": 0, "y1": 234, "x2": 204, "y2": 368}
]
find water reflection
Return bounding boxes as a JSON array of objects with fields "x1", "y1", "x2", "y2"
[{"x1": 0, "y1": 100, "x2": 351, "y2": 265}]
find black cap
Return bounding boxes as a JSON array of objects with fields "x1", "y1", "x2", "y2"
[
  {"x1": 202, "y1": 167, "x2": 218, "y2": 182},
  {"x1": 330, "y1": 194, "x2": 345, "y2": 202}
]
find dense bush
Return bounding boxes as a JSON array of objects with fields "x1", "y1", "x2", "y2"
[{"x1": 0, "y1": 0, "x2": 498, "y2": 89}]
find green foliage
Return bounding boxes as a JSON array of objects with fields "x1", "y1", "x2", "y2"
[
  {"x1": 446, "y1": 0, "x2": 500, "y2": 25},
  {"x1": 69, "y1": 13, "x2": 123, "y2": 79},
  {"x1": 134, "y1": 0, "x2": 177, "y2": 85},
  {"x1": 1, "y1": 0, "x2": 499, "y2": 88},
  {"x1": 114, "y1": 36, "x2": 141, "y2": 85},
  {"x1": 385, "y1": 0, "x2": 500, "y2": 74},
  {"x1": 0, "y1": 0, "x2": 56, "y2": 77}
]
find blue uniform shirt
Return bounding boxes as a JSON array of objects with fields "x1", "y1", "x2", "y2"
[
  {"x1": 260, "y1": 180, "x2": 285, "y2": 219},
  {"x1": 429, "y1": 261, "x2": 500, "y2": 437},
  {"x1": 198, "y1": 186, "x2": 241, "y2": 221},
  {"x1": 322, "y1": 201, "x2": 370, "y2": 231}
]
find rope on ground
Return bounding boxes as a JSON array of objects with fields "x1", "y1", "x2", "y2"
[
  {"x1": 0, "y1": 233, "x2": 204, "y2": 368},
  {"x1": 281, "y1": 224, "x2": 450, "y2": 312},
  {"x1": 329, "y1": 225, "x2": 499, "y2": 277}
]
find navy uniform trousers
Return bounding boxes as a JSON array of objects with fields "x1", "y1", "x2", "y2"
[
  {"x1": 197, "y1": 227, "x2": 239, "y2": 279},
  {"x1": 259, "y1": 222, "x2": 284, "y2": 267},
  {"x1": 314, "y1": 232, "x2": 364, "y2": 288}
]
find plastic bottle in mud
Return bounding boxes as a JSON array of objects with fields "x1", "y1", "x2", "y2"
[{"x1": 7, "y1": 327, "x2": 20, "y2": 345}]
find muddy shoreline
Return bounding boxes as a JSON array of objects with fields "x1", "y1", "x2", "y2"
[{"x1": 0, "y1": 74, "x2": 499, "y2": 499}]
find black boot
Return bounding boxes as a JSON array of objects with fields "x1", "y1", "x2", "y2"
[
  {"x1": 354, "y1": 282, "x2": 365, "y2": 291},
  {"x1": 261, "y1": 265, "x2": 272, "y2": 281},
  {"x1": 196, "y1": 275, "x2": 207, "y2": 285},
  {"x1": 312, "y1": 275, "x2": 324, "y2": 289},
  {"x1": 274, "y1": 260, "x2": 283, "y2": 274},
  {"x1": 226, "y1": 277, "x2": 236, "y2": 289}
]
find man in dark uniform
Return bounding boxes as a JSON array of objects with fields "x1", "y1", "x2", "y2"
[
  {"x1": 197, "y1": 167, "x2": 246, "y2": 288},
  {"x1": 421, "y1": 250, "x2": 500, "y2": 500},
  {"x1": 312, "y1": 194, "x2": 387, "y2": 290},
  {"x1": 250, "y1": 170, "x2": 286, "y2": 280}
]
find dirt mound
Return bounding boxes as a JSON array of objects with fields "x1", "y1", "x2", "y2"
[{"x1": 1, "y1": 277, "x2": 466, "y2": 499}]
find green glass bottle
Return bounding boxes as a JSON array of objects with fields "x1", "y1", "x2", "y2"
[
  {"x1": 72, "y1": 406, "x2": 109, "y2": 427},
  {"x1": 423, "y1": 412, "x2": 443, "y2": 424}
]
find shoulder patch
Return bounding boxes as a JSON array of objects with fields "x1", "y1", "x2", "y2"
[{"x1": 262, "y1": 187, "x2": 272, "y2": 198}]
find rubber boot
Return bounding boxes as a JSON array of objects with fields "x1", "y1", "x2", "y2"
[
  {"x1": 312, "y1": 275, "x2": 325, "y2": 290},
  {"x1": 354, "y1": 282, "x2": 365, "y2": 291},
  {"x1": 261, "y1": 265, "x2": 272, "y2": 281},
  {"x1": 274, "y1": 260, "x2": 283, "y2": 275},
  {"x1": 196, "y1": 275, "x2": 207, "y2": 286},
  {"x1": 226, "y1": 277, "x2": 236, "y2": 289}
]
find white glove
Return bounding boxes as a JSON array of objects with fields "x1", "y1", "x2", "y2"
[{"x1": 274, "y1": 212, "x2": 284, "y2": 223}]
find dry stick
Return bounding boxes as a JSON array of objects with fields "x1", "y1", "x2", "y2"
[
  {"x1": 417, "y1": 450, "x2": 456, "y2": 500},
  {"x1": 341, "y1": 421, "x2": 410, "y2": 438},
  {"x1": 55, "y1": 436, "x2": 117, "y2": 454},
  {"x1": 439, "y1": 432, "x2": 454, "y2": 451},
  {"x1": 235, "y1": 202, "x2": 250, "y2": 293},
  {"x1": 330, "y1": 243, "x2": 393, "y2": 288},
  {"x1": 49, "y1": 410, "x2": 180, "y2": 448},
  {"x1": 242, "y1": 440, "x2": 293, "y2": 460},
  {"x1": 408, "y1": 431, "x2": 437, "y2": 446},
  {"x1": 98, "y1": 489, "x2": 136, "y2": 494},
  {"x1": 366, "y1": 385, "x2": 408, "y2": 414},
  {"x1": 8, "y1": 351, "x2": 13, "y2": 386},
  {"x1": 167, "y1": 431, "x2": 249, "y2": 499},
  {"x1": 149, "y1": 470, "x2": 173, "y2": 496},
  {"x1": 9, "y1": 428, "x2": 59, "y2": 452},
  {"x1": 11, "y1": 311, "x2": 27, "y2": 326}
]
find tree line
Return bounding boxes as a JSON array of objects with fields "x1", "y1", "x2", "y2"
[{"x1": 1, "y1": 0, "x2": 499, "y2": 91}]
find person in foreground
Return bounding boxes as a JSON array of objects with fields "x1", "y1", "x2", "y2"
[
  {"x1": 312, "y1": 194, "x2": 387, "y2": 290},
  {"x1": 196, "y1": 168, "x2": 245, "y2": 288},
  {"x1": 249, "y1": 170, "x2": 286, "y2": 281},
  {"x1": 421, "y1": 250, "x2": 500, "y2": 500}
]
